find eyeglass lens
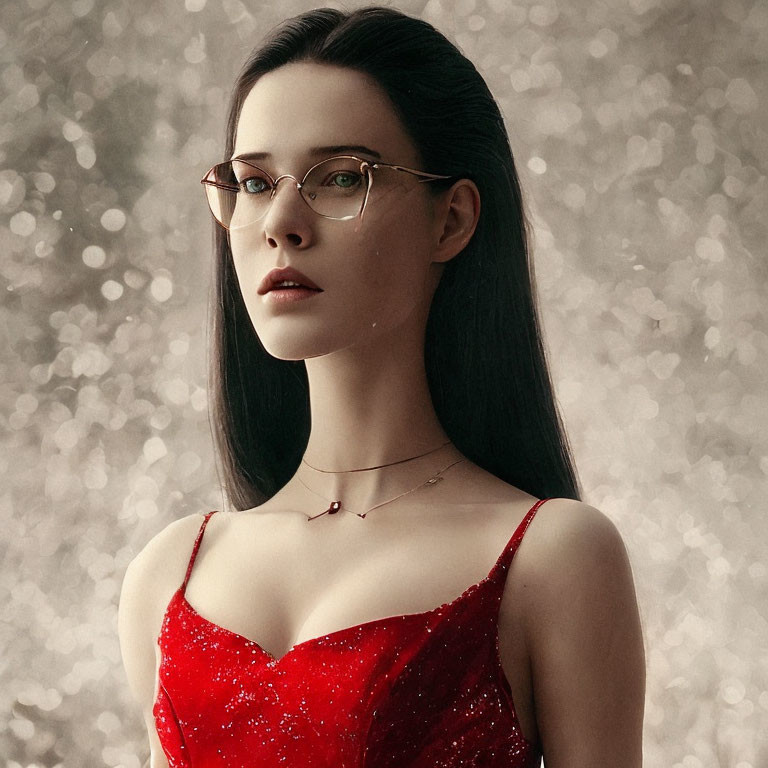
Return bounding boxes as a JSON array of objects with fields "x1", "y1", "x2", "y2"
[{"x1": 204, "y1": 157, "x2": 368, "y2": 229}]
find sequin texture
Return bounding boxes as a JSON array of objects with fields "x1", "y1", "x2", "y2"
[{"x1": 152, "y1": 498, "x2": 551, "y2": 766}]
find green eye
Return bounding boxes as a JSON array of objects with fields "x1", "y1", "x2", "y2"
[
  {"x1": 330, "y1": 172, "x2": 360, "y2": 188},
  {"x1": 242, "y1": 177, "x2": 270, "y2": 194}
]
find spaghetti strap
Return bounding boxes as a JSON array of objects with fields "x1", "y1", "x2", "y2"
[
  {"x1": 180, "y1": 510, "x2": 219, "y2": 594},
  {"x1": 514, "y1": 497, "x2": 550, "y2": 545},
  {"x1": 488, "y1": 496, "x2": 552, "y2": 580}
]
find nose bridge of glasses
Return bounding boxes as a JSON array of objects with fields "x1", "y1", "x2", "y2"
[
  {"x1": 268, "y1": 173, "x2": 309, "y2": 209},
  {"x1": 271, "y1": 172, "x2": 302, "y2": 188},
  {"x1": 253, "y1": 175, "x2": 305, "y2": 225}
]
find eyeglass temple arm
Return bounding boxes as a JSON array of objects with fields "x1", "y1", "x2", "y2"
[
  {"x1": 360, "y1": 161, "x2": 452, "y2": 222},
  {"x1": 372, "y1": 162, "x2": 454, "y2": 183},
  {"x1": 200, "y1": 165, "x2": 241, "y2": 190},
  {"x1": 201, "y1": 178, "x2": 239, "y2": 191}
]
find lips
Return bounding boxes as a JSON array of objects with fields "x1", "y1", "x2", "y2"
[{"x1": 258, "y1": 266, "x2": 323, "y2": 295}]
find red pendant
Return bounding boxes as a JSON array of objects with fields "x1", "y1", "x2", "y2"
[{"x1": 327, "y1": 501, "x2": 342, "y2": 515}]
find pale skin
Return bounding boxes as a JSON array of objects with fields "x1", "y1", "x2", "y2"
[{"x1": 118, "y1": 62, "x2": 646, "y2": 767}]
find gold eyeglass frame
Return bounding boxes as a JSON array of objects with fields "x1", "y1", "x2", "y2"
[{"x1": 200, "y1": 154, "x2": 454, "y2": 230}]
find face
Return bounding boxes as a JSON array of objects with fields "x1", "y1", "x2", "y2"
[{"x1": 228, "y1": 61, "x2": 448, "y2": 361}]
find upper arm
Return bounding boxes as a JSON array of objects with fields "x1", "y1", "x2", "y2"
[
  {"x1": 118, "y1": 514, "x2": 205, "y2": 768},
  {"x1": 521, "y1": 500, "x2": 646, "y2": 767}
]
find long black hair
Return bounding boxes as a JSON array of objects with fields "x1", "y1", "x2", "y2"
[{"x1": 208, "y1": 6, "x2": 582, "y2": 511}]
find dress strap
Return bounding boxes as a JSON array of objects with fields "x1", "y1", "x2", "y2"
[
  {"x1": 488, "y1": 497, "x2": 552, "y2": 581},
  {"x1": 180, "y1": 510, "x2": 219, "y2": 594}
]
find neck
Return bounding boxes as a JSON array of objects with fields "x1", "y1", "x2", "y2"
[{"x1": 293, "y1": 314, "x2": 454, "y2": 510}]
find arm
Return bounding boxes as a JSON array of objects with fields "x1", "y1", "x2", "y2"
[
  {"x1": 521, "y1": 501, "x2": 646, "y2": 767},
  {"x1": 118, "y1": 514, "x2": 205, "y2": 768},
  {"x1": 118, "y1": 547, "x2": 172, "y2": 768}
]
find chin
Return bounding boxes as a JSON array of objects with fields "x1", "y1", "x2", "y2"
[
  {"x1": 259, "y1": 340, "x2": 327, "y2": 362},
  {"x1": 254, "y1": 328, "x2": 341, "y2": 361}
]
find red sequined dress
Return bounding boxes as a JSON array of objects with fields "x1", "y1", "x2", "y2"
[{"x1": 153, "y1": 497, "x2": 550, "y2": 767}]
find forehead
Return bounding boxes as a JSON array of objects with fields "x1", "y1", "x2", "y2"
[{"x1": 233, "y1": 61, "x2": 418, "y2": 167}]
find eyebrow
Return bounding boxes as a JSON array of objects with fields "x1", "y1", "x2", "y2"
[{"x1": 230, "y1": 145, "x2": 382, "y2": 162}]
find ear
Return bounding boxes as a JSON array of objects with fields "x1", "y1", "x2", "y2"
[{"x1": 431, "y1": 179, "x2": 481, "y2": 264}]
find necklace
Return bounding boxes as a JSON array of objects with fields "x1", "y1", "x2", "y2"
[{"x1": 297, "y1": 440, "x2": 465, "y2": 520}]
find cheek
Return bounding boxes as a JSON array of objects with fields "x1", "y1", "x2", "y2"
[
  {"x1": 228, "y1": 230, "x2": 255, "y2": 269},
  {"x1": 229, "y1": 228, "x2": 273, "y2": 299},
  {"x1": 228, "y1": 232, "x2": 268, "y2": 329},
  {"x1": 231, "y1": 253, "x2": 258, "y2": 294},
  {"x1": 355, "y1": 213, "x2": 432, "y2": 315}
]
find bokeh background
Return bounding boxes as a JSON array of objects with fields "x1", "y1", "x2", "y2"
[{"x1": 1, "y1": 0, "x2": 766, "y2": 765}]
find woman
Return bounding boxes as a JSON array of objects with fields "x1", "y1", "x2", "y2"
[{"x1": 119, "y1": 6, "x2": 646, "y2": 767}]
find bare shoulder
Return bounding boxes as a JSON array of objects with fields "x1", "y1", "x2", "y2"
[
  {"x1": 122, "y1": 512, "x2": 212, "y2": 598},
  {"x1": 514, "y1": 497, "x2": 640, "y2": 639},
  {"x1": 118, "y1": 510, "x2": 209, "y2": 674},
  {"x1": 513, "y1": 498, "x2": 646, "y2": 766},
  {"x1": 119, "y1": 510, "x2": 217, "y2": 660},
  {"x1": 118, "y1": 511, "x2": 215, "y2": 767},
  {"x1": 524, "y1": 497, "x2": 625, "y2": 551}
]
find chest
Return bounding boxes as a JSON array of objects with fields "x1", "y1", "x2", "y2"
[
  {"x1": 176, "y1": 501, "x2": 538, "y2": 747},
  {"x1": 156, "y1": 587, "x2": 540, "y2": 767}
]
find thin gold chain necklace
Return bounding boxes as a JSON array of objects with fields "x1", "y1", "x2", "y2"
[{"x1": 297, "y1": 440, "x2": 464, "y2": 520}]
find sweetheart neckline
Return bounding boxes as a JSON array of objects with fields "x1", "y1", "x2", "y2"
[
  {"x1": 166, "y1": 504, "x2": 540, "y2": 663},
  {"x1": 170, "y1": 573, "x2": 537, "y2": 750},
  {"x1": 175, "y1": 563, "x2": 500, "y2": 663}
]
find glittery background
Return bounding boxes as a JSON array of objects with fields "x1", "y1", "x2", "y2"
[{"x1": 1, "y1": 0, "x2": 766, "y2": 766}]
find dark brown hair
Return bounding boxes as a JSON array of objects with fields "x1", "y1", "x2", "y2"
[{"x1": 208, "y1": 6, "x2": 582, "y2": 510}]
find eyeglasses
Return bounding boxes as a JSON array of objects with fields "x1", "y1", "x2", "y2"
[{"x1": 200, "y1": 154, "x2": 453, "y2": 230}]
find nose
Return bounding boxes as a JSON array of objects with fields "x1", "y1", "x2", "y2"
[{"x1": 263, "y1": 175, "x2": 313, "y2": 249}]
